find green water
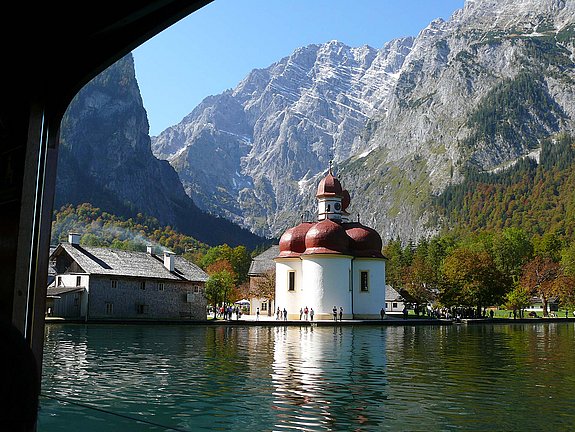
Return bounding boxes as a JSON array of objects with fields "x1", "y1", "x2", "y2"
[{"x1": 39, "y1": 322, "x2": 575, "y2": 431}]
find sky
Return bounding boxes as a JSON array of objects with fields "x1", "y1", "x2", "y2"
[{"x1": 132, "y1": 0, "x2": 465, "y2": 136}]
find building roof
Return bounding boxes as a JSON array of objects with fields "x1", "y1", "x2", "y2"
[
  {"x1": 385, "y1": 285, "x2": 403, "y2": 301},
  {"x1": 47, "y1": 286, "x2": 85, "y2": 297},
  {"x1": 248, "y1": 245, "x2": 280, "y2": 276},
  {"x1": 52, "y1": 243, "x2": 208, "y2": 282}
]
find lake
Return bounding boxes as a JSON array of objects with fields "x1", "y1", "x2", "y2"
[{"x1": 38, "y1": 322, "x2": 575, "y2": 431}]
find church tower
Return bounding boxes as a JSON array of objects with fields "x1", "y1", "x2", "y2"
[{"x1": 316, "y1": 162, "x2": 348, "y2": 222}]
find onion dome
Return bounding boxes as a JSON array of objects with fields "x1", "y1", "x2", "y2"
[
  {"x1": 316, "y1": 172, "x2": 343, "y2": 198},
  {"x1": 303, "y1": 219, "x2": 349, "y2": 255},
  {"x1": 341, "y1": 189, "x2": 351, "y2": 210},
  {"x1": 278, "y1": 222, "x2": 314, "y2": 257},
  {"x1": 344, "y1": 222, "x2": 384, "y2": 258}
]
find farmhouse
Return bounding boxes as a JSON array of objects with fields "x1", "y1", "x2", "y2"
[{"x1": 47, "y1": 233, "x2": 208, "y2": 321}]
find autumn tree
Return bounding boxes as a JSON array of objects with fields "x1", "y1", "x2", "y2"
[
  {"x1": 249, "y1": 270, "x2": 276, "y2": 316},
  {"x1": 520, "y1": 256, "x2": 562, "y2": 317}
]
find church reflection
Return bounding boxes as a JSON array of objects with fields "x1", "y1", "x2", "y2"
[{"x1": 271, "y1": 326, "x2": 389, "y2": 431}]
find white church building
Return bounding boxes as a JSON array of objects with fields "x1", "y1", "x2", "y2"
[{"x1": 274, "y1": 168, "x2": 386, "y2": 320}]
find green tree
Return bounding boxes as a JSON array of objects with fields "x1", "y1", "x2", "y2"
[
  {"x1": 492, "y1": 227, "x2": 533, "y2": 282},
  {"x1": 441, "y1": 246, "x2": 510, "y2": 314},
  {"x1": 205, "y1": 269, "x2": 235, "y2": 318}
]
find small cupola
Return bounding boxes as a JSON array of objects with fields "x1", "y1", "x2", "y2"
[{"x1": 316, "y1": 162, "x2": 348, "y2": 222}]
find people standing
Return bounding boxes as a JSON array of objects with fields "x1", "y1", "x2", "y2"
[
  {"x1": 333, "y1": 306, "x2": 337, "y2": 321},
  {"x1": 256, "y1": 307, "x2": 260, "y2": 321},
  {"x1": 310, "y1": 308, "x2": 314, "y2": 321},
  {"x1": 276, "y1": 307, "x2": 281, "y2": 320},
  {"x1": 300, "y1": 308, "x2": 303, "y2": 320},
  {"x1": 339, "y1": 307, "x2": 343, "y2": 321},
  {"x1": 283, "y1": 308, "x2": 288, "y2": 321},
  {"x1": 380, "y1": 307, "x2": 385, "y2": 320},
  {"x1": 304, "y1": 306, "x2": 309, "y2": 321}
]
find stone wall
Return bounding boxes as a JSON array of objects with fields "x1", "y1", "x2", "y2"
[{"x1": 88, "y1": 276, "x2": 207, "y2": 321}]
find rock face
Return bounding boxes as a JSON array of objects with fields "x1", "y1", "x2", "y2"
[
  {"x1": 55, "y1": 54, "x2": 264, "y2": 248},
  {"x1": 152, "y1": 0, "x2": 575, "y2": 242}
]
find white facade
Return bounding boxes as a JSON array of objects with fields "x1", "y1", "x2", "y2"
[{"x1": 352, "y1": 259, "x2": 386, "y2": 319}]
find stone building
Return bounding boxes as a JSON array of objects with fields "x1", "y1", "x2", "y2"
[
  {"x1": 248, "y1": 245, "x2": 279, "y2": 316},
  {"x1": 47, "y1": 233, "x2": 208, "y2": 321},
  {"x1": 275, "y1": 168, "x2": 386, "y2": 320}
]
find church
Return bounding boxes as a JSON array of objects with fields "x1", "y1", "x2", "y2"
[{"x1": 274, "y1": 167, "x2": 386, "y2": 320}]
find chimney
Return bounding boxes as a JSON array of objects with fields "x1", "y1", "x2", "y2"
[
  {"x1": 146, "y1": 245, "x2": 154, "y2": 255},
  {"x1": 68, "y1": 233, "x2": 81, "y2": 245},
  {"x1": 163, "y1": 251, "x2": 174, "y2": 272}
]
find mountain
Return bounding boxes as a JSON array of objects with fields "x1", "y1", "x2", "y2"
[
  {"x1": 151, "y1": 0, "x2": 575, "y2": 243},
  {"x1": 55, "y1": 54, "x2": 264, "y2": 249}
]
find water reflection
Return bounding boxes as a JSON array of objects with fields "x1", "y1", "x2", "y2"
[
  {"x1": 271, "y1": 325, "x2": 388, "y2": 431},
  {"x1": 40, "y1": 323, "x2": 575, "y2": 432}
]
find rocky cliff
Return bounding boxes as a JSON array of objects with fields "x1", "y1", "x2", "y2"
[
  {"x1": 55, "y1": 54, "x2": 264, "y2": 248},
  {"x1": 152, "y1": 0, "x2": 575, "y2": 242}
]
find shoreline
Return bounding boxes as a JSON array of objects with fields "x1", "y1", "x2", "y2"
[{"x1": 44, "y1": 316, "x2": 575, "y2": 326}]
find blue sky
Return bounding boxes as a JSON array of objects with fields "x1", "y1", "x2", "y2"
[{"x1": 133, "y1": 0, "x2": 465, "y2": 136}]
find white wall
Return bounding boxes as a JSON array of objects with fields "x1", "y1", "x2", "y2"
[
  {"x1": 352, "y1": 259, "x2": 386, "y2": 318},
  {"x1": 301, "y1": 255, "x2": 351, "y2": 319},
  {"x1": 275, "y1": 259, "x2": 302, "y2": 318}
]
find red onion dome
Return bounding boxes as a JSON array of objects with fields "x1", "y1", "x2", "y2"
[
  {"x1": 303, "y1": 219, "x2": 349, "y2": 255},
  {"x1": 278, "y1": 222, "x2": 314, "y2": 257},
  {"x1": 316, "y1": 172, "x2": 343, "y2": 198},
  {"x1": 341, "y1": 189, "x2": 351, "y2": 210},
  {"x1": 344, "y1": 222, "x2": 384, "y2": 258}
]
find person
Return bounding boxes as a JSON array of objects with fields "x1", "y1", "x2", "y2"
[
  {"x1": 300, "y1": 308, "x2": 303, "y2": 320},
  {"x1": 333, "y1": 306, "x2": 337, "y2": 321},
  {"x1": 402, "y1": 307, "x2": 408, "y2": 319},
  {"x1": 489, "y1": 309, "x2": 494, "y2": 319},
  {"x1": 339, "y1": 307, "x2": 343, "y2": 321},
  {"x1": 256, "y1": 307, "x2": 260, "y2": 321},
  {"x1": 283, "y1": 308, "x2": 288, "y2": 321},
  {"x1": 310, "y1": 308, "x2": 314, "y2": 321},
  {"x1": 380, "y1": 307, "x2": 385, "y2": 320},
  {"x1": 304, "y1": 306, "x2": 309, "y2": 320},
  {"x1": 276, "y1": 307, "x2": 281, "y2": 320}
]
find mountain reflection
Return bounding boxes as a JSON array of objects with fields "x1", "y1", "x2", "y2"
[{"x1": 271, "y1": 326, "x2": 388, "y2": 431}]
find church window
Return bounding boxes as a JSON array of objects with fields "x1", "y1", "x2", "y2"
[
  {"x1": 360, "y1": 271, "x2": 369, "y2": 292},
  {"x1": 261, "y1": 302, "x2": 267, "y2": 311},
  {"x1": 76, "y1": 276, "x2": 81, "y2": 286},
  {"x1": 327, "y1": 204, "x2": 331, "y2": 212},
  {"x1": 288, "y1": 271, "x2": 295, "y2": 291},
  {"x1": 111, "y1": 279, "x2": 117, "y2": 288},
  {"x1": 105, "y1": 302, "x2": 114, "y2": 315}
]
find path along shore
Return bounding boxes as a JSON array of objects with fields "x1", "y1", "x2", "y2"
[{"x1": 44, "y1": 314, "x2": 575, "y2": 326}]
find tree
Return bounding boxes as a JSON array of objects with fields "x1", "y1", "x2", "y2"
[
  {"x1": 402, "y1": 256, "x2": 436, "y2": 312},
  {"x1": 520, "y1": 256, "x2": 561, "y2": 317},
  {"x1": 383, "y1": 238, "x2": 404, "y2": 289},
  {"x1": 492, "y1": 227, "x2": 533, "y2": 282},
  {"x1": 249, "y1": 270, "x2": 275, "y2": 316},
  {"x1": 441, "y1": 246, "x2": 510, "y2": 314},
  {"x1": 204, "y1": 263, "x2": 235, "y2": 318},
  {"x1": 505, "y1": 285, "x2": 531, "y2": 318}
]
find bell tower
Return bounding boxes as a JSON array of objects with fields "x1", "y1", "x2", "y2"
[{"x1": 316, "y1": 161, "x2": 344, "y2": 222}]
